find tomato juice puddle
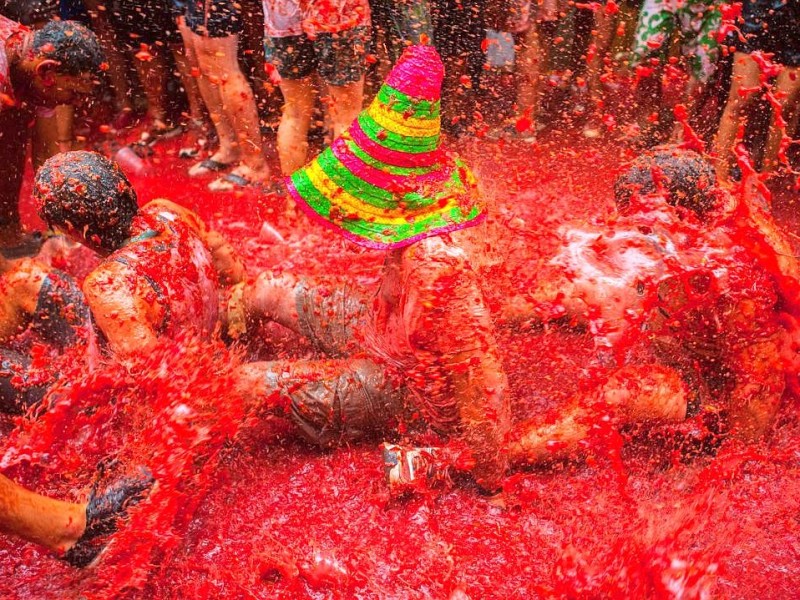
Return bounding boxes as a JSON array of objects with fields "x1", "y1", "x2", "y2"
[{"x1": 1, "y1": 135, "x2": 799, "y2": 598}]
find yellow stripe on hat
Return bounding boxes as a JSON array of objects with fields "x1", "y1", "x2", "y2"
[
  {"x1": 305, "y1": 160, "x2": 459, "y2": 225},
  {"x1": 367, "y1": 101, "x2": 441, "y2": 138}
]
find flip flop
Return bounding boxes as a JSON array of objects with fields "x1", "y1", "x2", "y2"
[
  {"x1": 189, "y1": 159, "x2": 235, "y2": 177},
  {"x1": 208, "y1": 172, "x2": 283, "y2": 194},
  {"x1": 62, "y1": 465, "x2": 154, "y2": 568},
  {"x1": 178, "y1": 147, "x2": 200, "y2": 159}
]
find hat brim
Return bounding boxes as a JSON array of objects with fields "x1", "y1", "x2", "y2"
[{"x1": 287, "y1": 147, "x2": 485, "y2": 250}]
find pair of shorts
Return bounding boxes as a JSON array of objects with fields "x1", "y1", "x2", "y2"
[
  {"x1": 263, "y1": 280, "x2": 406, "y2": 447},
  {"x1": 0, "y1": 347, "x2": 48, "y2": 415},
  {"x1": 265, "y1": 26, "x2": 370, "y2": 86},
  {"x1": 630, "y1": 0, "x2": 721, "y2": 83},
  {"x1": 183, "y1": 0, "x2": 243, "y2": 37},
  {"x1": 264, "y1": 357, "x2": 405, "y2": 447},
  {"x1": 734, "y1": 0, "x2": 800, "y2": 68},
  {"x1": 108, "y1": 0, "x2": 180, "y2": 47},
  {"x1": 431, "y1": 0, "x2": 483, "y2": 58}
]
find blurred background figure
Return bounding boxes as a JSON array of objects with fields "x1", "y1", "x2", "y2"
[
  {"x1": 181, "y1": 0, "x2": 270, "y2": 191},
  {"x1": 627, "y1": 0, "x2": 721, "y2": 146},
  {"x1": 263, "y1": 0, "x2": 370, "y2": 184},
  {"x1": 0, "y1": 17, "x2": 103, "y2": 257},
  {"x1": 713, "y1": 0, "x2": 800, "y2": 185}
]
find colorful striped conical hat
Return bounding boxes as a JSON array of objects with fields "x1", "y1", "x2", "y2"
[{"x1": 286, "y1": 45, "x2": 485, "y2": 249}]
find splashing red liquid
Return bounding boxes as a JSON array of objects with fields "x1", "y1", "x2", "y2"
[{"x1": 3, "y1": 132, "x2": 800, "y2": 598}]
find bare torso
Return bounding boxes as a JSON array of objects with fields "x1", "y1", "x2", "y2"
[{"x1": 84, "y1": 200, "x2": 220, "y2": 355}]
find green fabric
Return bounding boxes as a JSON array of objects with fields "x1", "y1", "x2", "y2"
[
  {"x1": 345, "y1": 139, "x2": 437, "y2": 176},
  {"x1": 358, "y1": 113, "x2": 440, "y2": 153},
  {"x1": 377, "y1": 84, "x2": 441, "y2": 119}
]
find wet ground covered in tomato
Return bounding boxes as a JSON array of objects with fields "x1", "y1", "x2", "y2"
[{"x1": 2, "y1": 134, "x2": 800, "y2": 598}]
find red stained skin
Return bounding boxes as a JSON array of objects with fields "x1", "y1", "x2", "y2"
[{"x1": 1, "y1": 132, "x2": 799, "y2": 598}]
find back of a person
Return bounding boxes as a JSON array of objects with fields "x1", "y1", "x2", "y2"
[
  {"x1": 105, "y1": 201, "x2": 219, "y2": 340},
  {"x1": 644, "y1": 215, "x2": 784, "y2": 395},
  {"x1": 367, "y1": 234, "x2": 504, "y2": 433}
]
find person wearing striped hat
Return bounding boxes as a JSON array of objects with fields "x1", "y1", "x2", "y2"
[{"x1": 231, "y1": 45, "x2": 511, "y2": 495}]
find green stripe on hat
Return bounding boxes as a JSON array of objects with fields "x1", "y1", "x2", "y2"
[
  {"x1": 344, "y1": 139, "x2": 435, "y2": 176},
  {"x1": 336, "y1": 202, "x2": 480, "y2": 244},
  {"x1": 358, "y1": 113, "x2": 440, "y2": 153},
  {"x1": 317, "y1": 147, "x2": 457, "y2": 212},
  {"x1": 291, "y1": 168, "x2": 332, "y2": 218},
  {"x1": 378, "y1": 84, "x2": 441, "y2": 120},
  {"x1": 316, "y1": 148, "x2": 401, "y2": 209}
]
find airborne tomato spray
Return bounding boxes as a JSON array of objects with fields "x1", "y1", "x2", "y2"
[{"x1": 2, "y1": 130, "x2": 799, "y2": 599}]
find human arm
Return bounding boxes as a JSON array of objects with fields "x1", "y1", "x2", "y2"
[
  {"x1": 0, "y1": 258, "x2": 49, "y2": 342},
  {"x1": 500, "y1": 274, "x2": 588, "y2": 327},
  {"x1": 83, "y1": 262, "x2": 160, "y2": 356}
]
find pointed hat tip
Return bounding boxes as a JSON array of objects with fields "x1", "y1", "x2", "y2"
[{"x1": 384, "y1": 45, "x2": 443, "y2": 102}]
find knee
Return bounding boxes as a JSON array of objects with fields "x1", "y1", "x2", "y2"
[
  {"x1": 247, "y1": 272, "x2": 297, "y2": 320},
  {"x1": 234, "y1": 363, "x2": 262, "y2": 396}
]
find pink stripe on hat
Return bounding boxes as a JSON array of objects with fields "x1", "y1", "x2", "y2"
[
  {"x1": 349, "y1": 120, "x2": 442, "y2": 168},
  {"x1": 331, "y1": 137, "x2": 450, "y2": 192},
  {"x1": 385, "y1": 45, "x2": 444, "y2": 101}
]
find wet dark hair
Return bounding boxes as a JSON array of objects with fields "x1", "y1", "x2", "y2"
[
  {"x1": 31, "y1": 21, "x2": 104, "y2": 76},
  {"x1": 35, "y1": 151, "x2": 139, "y2": 253},
  {"x1": 614, "y1": 147, "x2": 718, "y2": 216}
]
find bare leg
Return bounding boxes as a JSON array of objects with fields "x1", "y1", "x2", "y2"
[
  {"x1": 172, "y1": 29, "x2": 205, "y2": 126},
  {"x1": 508, "y1": 365, "x2": 688, "y2": 465},
  {"x1": 516, "y1": 25, "x2": 541, "y2": 127},
  {"x1": 585, "y1": 6, "x2": 617, "y2": 104},
  {"x1": 326, "y1": 78, "x2": 365, "y2": 138},
  {"x1": 712, "y1": 52, "x2": 762, "y2": 185},
  {"x1": 83, "y1": 0, "x2": 135, "y2": 118},
  {"x1": 188, "y1": 30, "x2": 240, "y2": 165},
  {"x1": 132, "y1": 46, "x2": 170, "y2": 128},
  {"x1": 276, "y1": 78, "x2": 317, "y2": 175},
  {"x1": 669, "y1": 75, "x2": 703, "y2": 142},
  {"x1": 194, "y1": 34, "x2": 269, "y2": 180},
  {"x1": 173, "y1": 23, "x2": 209, "y2": 155},
  {"x1": 0, "y1": 474, "x2": 86, "y2": 553},
  {"x1": 763, "y1": 66, "x2": 800, "y2": 175}
]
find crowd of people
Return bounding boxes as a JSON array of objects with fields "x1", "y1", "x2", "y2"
[{"x1": 0, "y1": 0, "x2": 798, "y2": 577}]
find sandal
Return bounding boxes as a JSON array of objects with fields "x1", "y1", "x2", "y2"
[
  {"x1": 179, "y1": 119, "x2": 209, "y2": 159},
  {"x1": 208, "y1": 172, "x2": 281, "y2": 193},
  {"x1": 62, "y1": 465, "x2": 154, "y2": 568},
  {"x1": 178, "y1": 147, "x2": 200, "y2": 159},
  {"x1": 189, "y1": 158, "x2": 236, "y2": 177}
]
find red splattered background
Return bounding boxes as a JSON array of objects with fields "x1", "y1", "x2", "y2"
[{"x1": 1, "y1": 132, "x2": 799, "y2": 599}]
